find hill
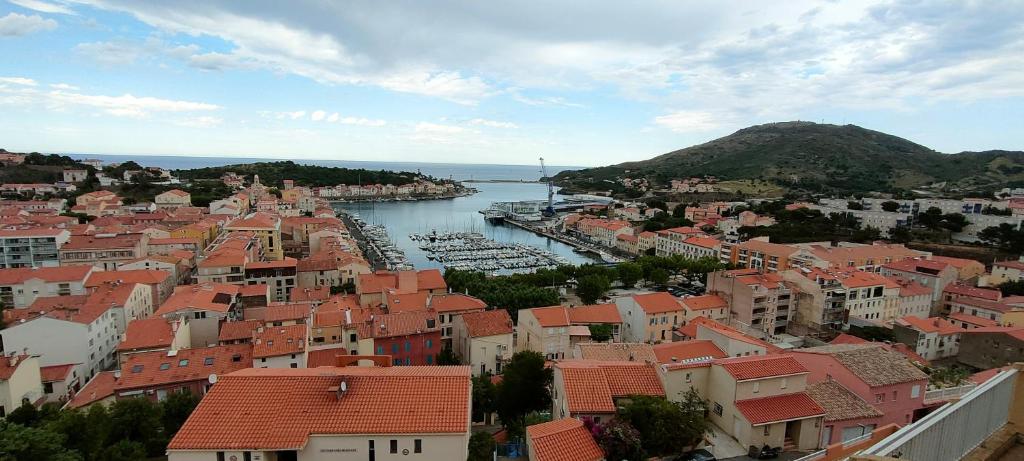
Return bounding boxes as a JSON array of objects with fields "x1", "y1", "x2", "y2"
[
  {"x1": 554, "y1": 122, "x2": 1024, "y2": 196},
  {"x1": 174, "y1": 161, "x2": 425, "y2": 188}
]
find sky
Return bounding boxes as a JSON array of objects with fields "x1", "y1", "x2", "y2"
[{"x1": 0, "y1": 0, "x2": 1022, "y2": 167}]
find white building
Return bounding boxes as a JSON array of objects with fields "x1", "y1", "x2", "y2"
[{"x1": 0, "y1": 228, "x2": 70, "y2": 268}]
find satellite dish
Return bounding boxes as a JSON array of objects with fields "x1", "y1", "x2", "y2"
[{"x1": 208, "y1": 374, "x2": 218, "y2": 384}]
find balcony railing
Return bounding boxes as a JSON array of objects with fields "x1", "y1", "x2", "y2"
[{"x1": 923, "y1": 383, "x2": 977, "y2": 403}]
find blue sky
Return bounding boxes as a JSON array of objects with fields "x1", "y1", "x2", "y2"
[{"x1": 0, "y1": 0, "x2": 1022, "y2": 166}]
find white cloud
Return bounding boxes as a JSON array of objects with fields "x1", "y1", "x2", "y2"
[
  {"x1": 411, "y1": 122, "x2": 466, "y2": 143},
  {"x1": 73, "y1": 40, "x2": 149, "y2": 65},
  {"x1": 8, "y1": 0, "x2": 76, "y2": 15},
  {"x1": 174, "y1": 115, "x2": 223, "y2": 128},
  {"x1": 0, "y1": 12, "x2": 56, "y2": 36},
  {"x1": 310, "y1": 110, "x2": 326, "y2": 121},
  {"x1": 653, "y1": 111, "x2": 724, "y2": 133},
  {"x1": 326, "y1": 112, "x2": 339, "y2": 123},
  {"x1": 45, "y1": 90, "x2": 220, "y2": 118},
  {"x1": 0, "y1": 77, "x2": 37, "y2": 86},
  {"x1": 469, "y1": 118, "x2": 518, "y2": 129},
  {"x1": 276, "y1": 110, "x2": 305, "y2": 120},
  {"x1": 49, "y1": 83, "x2": 78, "y2": 90},
  {"x1": 340, "y1": 117, "x2": 386, "y2": 127}
]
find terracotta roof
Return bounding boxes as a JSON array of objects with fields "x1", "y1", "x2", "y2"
[
  {"x1": 735, "y1": 392, "x2": 825, "y2": 426},
  {"x1": 86, "y1": 269, "x2": 171, "y2": 287},
  {"x1": 66, "y1": 371, "x2": 118, "y2": 409},
  {"x1": 168, "y1": 366, "x2": 471, "y2": 450},
  {"x1": 717, "y1": 355, "x2": 808, "y2": 381},
  {"x1": 4, "y1": 293, "x2": 115, "y2": 325},
  {"x1": 556, "y1": 361, "x2": 664, "y2": 414},
  {"x1": 896, "y1": 316, "x2": 965, "y2": 335},
  {"x1": 692, "y1": 318, "x2": 781, "y2": 352},
  {"x1": 681, "y1": 294, "x2": 728, "y2": 311},
  {"x1": 305, "y1": 346, "x2": 348, "y2": 368},
  {"x1": 948, "y1": 312, "x2": 999, "y2": 327},
  {"x1": 796, "y1": 344, "x2": 929, "y2": 386},
  {"x1": 239, "y1": 284, "x2": 269, "y2": 298},
  {"x1": 372, "y1": 310, "x2": 439, "y2": 338},
  {"x1": 226, "y1": 212, "x2": 280, "y2": 230},
  {"x1": 882, "y1": 258, "x2": 952, "y2": 275},
  {"x1": 39, "y1": 363, "x2": 76, "y2": 383},
  {"x1": 943, "y1": 283, "x2": 1002, "y2": 301},
  {"x1": 994, "y1": 259, "x2": 1024, "y2": 271},
  {"x1": 0, "y1": 355, "x2": 31, "y2": 380},
  {"x1": 0, "y1": 265, "x2": 92, "y2": 285},
  {"x1": 970, "y1": 366, "x2": 1013, "y2": 385},
  {"x1": 652, "y1": 340, "x2": 727, "y2": 364},
  {"x1": 526, "y1": 305, "x2": 571, "y2": 327},
  {"x1": 118, "y1": 344, "x2": 253, "y2": 391},
  {"x1": 806, "y1": 380, "x2": 883, "y2": 422},
  {"x1": 253, "y1": 325, "x2": 307, "y2": 358},
  {"x1": 567, "y1": 304, "x2": 622, "y2": 324},
  {"x1": 62, "y1": 233, "x2": 142, "y2": 250},
  {"x1": 807, "y1": 243, "x2": 924, "y2": 265},
  {"x1": 291, "y1": 286, "x2": 330, "y2": 303},
  {"x1": 218, "y1": 320, "x2": 262, "y2": 342},
  {"x1": 263, "y1": 303, "x2": 311, "y2": 323},
  {"x1": 684, "y1": 236, "x2": 721, "y2": 249},
  {"x1": 461, "y1": 309, "x2": 513, "y2": 337},
  {"x1": 118, "y1": 318, "x2": 175, "y2": 351},
  {"x1": 575, "y1": 343, "x2": 656, "y2": 362},
  {"x1": 632, "y1": 292, "x2": 684, "y2": 314},
  {"x1": 429, "y1": 293, "x2": 487, "y2": 313},
  {"x1": 931, "y1": 255, "x2": 983, "y2": 270},
  {"x1": 155, "y1": 283, "x2": 239, "y2": 316},
  {"x1": 245, "y1": 257, "x2": 298, "y2": 270},
  {"x1": 950, "y1": 296, "x2": 1014, "y2": 313},
  {"x1": 527, "y1": 418, "x2": 604, "y2": 461},
  {"x1": 356, "y1": 269, "x2": 446, "y2": 295}
]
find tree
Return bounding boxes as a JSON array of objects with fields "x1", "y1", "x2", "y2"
[
  {"x1": 467, "y1": 431, "x2": 496, "y2": 461},
  {"x1": 471, "y1": 373, "x2": 497, "y2": 423},
  {"x1": 496, "y1": 351, "x2": 553, "y2": 436},
  {"x1": 888, "y1": 226, "x2": 912, "y2": 244},
  {"x1": 588, "y1": 418, "x2": 643, "y2": 461},
  {"x1": 437, "y1": 346, "x2": 461, "y2": 365},
  {"x1": 97, "y1": 440, "x2": 146, "y2": 461},
  {"x1": 588, "y1": 323, "x2": 613, "y2": 342},
  {"x1": 918, "y1": 207, "x2": 944, "y2": 230},
  {"x1": 46, "y1": 407, "x2": 109, "y2": 461},
  {"x1": 940, "y1": 213, "x2": 969, "y2": 233},
  {"x1": 616, "y1": 262, "x2": 643, "y2": 288},
  {"x1": 6, "y1": 400, "x2": 39, "y2": 427},
  {"x1": 161, "y1": 390, "x2": 200, "y2": 437},
  {"x1": 998, "y1": 280, "x2": 1024, "y2": 297},
  {"x1": 979, "y1": 224, "x2": 1024, "y2": 253},
  {"x1": 847, "y1": 201, "x2": 864, "y2": 210},
  {"x1": 576, "y1": 274, "x2": 611, "y2": 304},
  {"x1": 881, "y1": 201, "x2": 900, "y2": 212},
  {"x1": 648, "y1": 268, "x2": 669, "y2": 286},
  {"x1": 108, "y1": 397, "x2": 165, "y2": 457},
  {"x1": 617, "y1": 394, "x2": 709, "y2": 457},
  {"x1": 0, "y1": 421, "x2": 81, "y2": 461}
]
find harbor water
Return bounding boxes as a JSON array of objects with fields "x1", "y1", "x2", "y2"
[{"x1": 333, "y1": 182, "x2": 599, "y2": 270}]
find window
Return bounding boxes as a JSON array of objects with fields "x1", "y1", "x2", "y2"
[
  {"x1": 159, "y1": 363, "x2": 171, "y2": 371},
  {"x1": 875, "y1": 393, "x2": 885, "y2": 403},
  {"x1": 911, "y1": 385, "x2": 921, "y2": 398},
  {"x1": 426, "y1": 355, "x2": 433, "y2": 365},
  {"x1": 204, "y1": 357, "x2": 214, "y2": 366},
  {"x1": 217, "y1": 452, "x2": 225, "y2": 461},
  {"x1": 369, "y1": 440, "x2": 375, "y2": 461},
  {"x1": 391, "y1": 344, "x2": 399, "y2": 354},
  {"x1": 178, "y1": 359, "x2": 189, "y2": 367},
  {"x1": 131, "y1": 365, "x2": 143, "y2": 373},
  {"x1": 893, "y1": 390, "x2": 898, "y2": 400},
  {"x1": 713, "y1": 402, "x2": 723, "y2": 416},
  {"x1": 232, "y1": 354, "x2": 242, "y2": 362},
  {"x1": 426, "y1": 339, "x2": 433, "y2": 349},
  {"x1": 405, "y1": 341, "x2": 412, "y2": 352},
  {"x1": 752, "y1": 382, "x2": 760, "y2": 394},
  {"x1": 377, "y1": 346, "x2": 384, "y2": 355},
  {"x1": 764, "y1": 426, "x2": 771, "y2": 436},
  {"x1": 43, "y1": 382, "x2": 53, "y2": 394},
  {"x1": 780, "y1": 378, "x2": 787, "y2": 389},
  {"x1": 390, "y1": 440, "x2": 398, "y2": 454},
  {"x1": 414, "y1": 439, "x2": 422, "y2": 454}
]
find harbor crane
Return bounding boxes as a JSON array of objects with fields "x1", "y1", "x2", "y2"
[{"x1": 539, "y1": 156, "x2": 555, "y2": 217}]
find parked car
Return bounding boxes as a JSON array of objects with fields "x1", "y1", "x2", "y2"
[{"x1": 675, "y1": 448, "x2": 717, "y2": 461}]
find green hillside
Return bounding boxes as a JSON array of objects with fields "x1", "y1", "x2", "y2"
[{"x1": 554, "y1": 122, "x2": 1024, "y2": 196}]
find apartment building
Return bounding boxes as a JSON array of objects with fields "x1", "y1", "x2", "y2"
[
  {"x1": 707, "y1": 269, "x2": 794, "y2": 338},
  {"x1": 0, "y1": 228, "x2": 70, "y2": 268},
  {"x1": 167, "y1": 366, "x2": 472, "y2": 461},
  {"x1": 791, "y1": 344, "x2": 930, "y2": 427},
  {"x1": 452, "y1": 309, "x2": 513, "y2": 376},
  {"x1": 244, "y1": 257, "x2": 298, "y2": 302},
  {"x1": 117, "y1": 317, "x2": 191, "y2": 366},
  {"x1": 154, "y1": 189, "x2": 192, "y2": 209},
  {"x1": 790, "y1": 242, "x2": 927, "y2": 273},
  {"x1": 880, "y1": 258, "x2": 955, "y2": 308},
  {"x1": 355, "y1": 269, "x2": 447, "y2": 308},
  {"x1": 615, "y1": 292, "x2": 686, "y2": 343},
  {"x1": 369, "y1": 311, "x2": 442, "y2": 366},
  {"x1": 989, "y1": 258, "x2": 1024, "y2": 285},
  {"x1": 655, "y1": 226, "x2": 707, "y2": 257},
  {"x1": 87, "y1": 269, "x2": 175, "y2": 309},
  {"x1": 154, "y1": 283, "x2": 242, "y2": 348},
  {"x1": 679, "y1": 294, "x2": 731, "y2": 324},
  {"x1": 828, "y1": 270, "x2": 899, "y2": 325},
  {"x1": 723, "y1": 238, "x2": 799, "y2": 272},
  {"x1": 892, "y1": 316, "x2": 966, "y2": 361},
  {"x1": 573, "y1": 218, "x2": 633, "y2": 247},
  {"x1": 0, "y1": 265, "x2": 93, "y2": 307},
  {"x1": 678, "y1": 236, "x2": 722, "y2": 260},
  {"x1": 225, "y1": 212, "x2": 284, "y2": 261},
  {"x1": 59, "y1": 233, "x2": 149, "y2": 270},
  {"x1": 252, "y1": 324, "x2": 307, "y2": 368},
  {"x1": 782, "y1": 269, "x2": 847, "y2": 331}
]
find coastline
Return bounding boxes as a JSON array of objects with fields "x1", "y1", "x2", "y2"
[{"x1": 325, "y1": 188, "x2": 477, "y2": 203}]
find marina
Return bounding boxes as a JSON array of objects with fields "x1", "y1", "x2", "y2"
[
  {"x1": 415, "y1": 231, "x2": 570, "y2": 274},
  {"x1": 353, "y1": 218, "x2": 414, "y2": 271}
]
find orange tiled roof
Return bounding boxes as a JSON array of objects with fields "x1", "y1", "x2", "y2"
[
  {"x1": 118, "y1": 318, "x2": 175, "y2": 351},
  {"x1": 429, "y1": 293, "x2": 487, "y2": 312},
  {"x1": 167, "y1": 366, "x2": 471, "y2": 450},
  {"x1": 556, "y1": 361, "x2": 664, "y2": 414},
  {"x1": 896, "y1": 316, "x2": 964, "y2": 335},
  {"x1": 526, "y1": 305, "x2": 570, "y2": 327},
  {"x1": 948, "y1": 312, "x2": 999, "y2": 327},
  {"x1": 680, "y1": 294, "x2": 727, "y2": 311},
  {"x1": 40, "y1": 363, "x2": 76, "y2": 383},
  {"x1": 118, "y1": 344, "x2": 252, "y2": 391},
  {"x1": 66, "y1": 371, "x2": 118, "y2": 409},
  {"x1": 632, "y1": 292, "x2": 684, "y2": 314},
  {"x1": 735, "y1": 392, "x2": 825, "y2": 425},
  {"x1": 86, "y1": 269, "x2": 171, "y2": 287},
  {"x1": 305, "y1": 346, "x2": 348, "y2": 368},
  {"x1": 567, "y1": 304, "x2": 622, "y2": 324},
  {"x1": 527, "y1": 418, "x2": 604, "y2": 461},
  {"x1": 0, "y1": 355, "x2": 31, "y2": 380},
  {"x1": 461, "y1": 309, "x2": 513, "y2": 338},
  {"x1": 575, "y1": 343, "x2": 656, "y2": 362},
  {"x1": 372, "y1": 310, "x2": 439, "y2": 338},
  {"x1": 291, "y1": 286, "x2": 330, "y2": 303},
  {"x1": 155, "y1": 283, "x2": 239, "y2": 316},
  {"x1": 0, "y1": 265, "x2": 92, "y2": 285},
  {"x1": 62, "y1": 233, "x2": 143, "y2": 250},
  {"x1": 943, "y1": 283, "x2": 1002, "y2": 301},
  {"x1": 652, "y1": 340, "x2": 726, "y2": 364},
  {"x1": 253, "y1": 324, "x2": 307, "y2": 358},
  {"x1": 226, "y1": 212, "x2": 280, "y2": 230},
  {"x1": 716, "y1": 355, "x2": 808, "y2": 381},
  {"x1": 264, "y1": 303, "x2": 312, "y2": 323},
  {"x1": 218, "y1": 320, "x2": 262, "y2": 342}
]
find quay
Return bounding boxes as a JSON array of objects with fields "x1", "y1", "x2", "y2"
[{"x1": 499, "y1": 218, "x2": 620, "y2": 263}]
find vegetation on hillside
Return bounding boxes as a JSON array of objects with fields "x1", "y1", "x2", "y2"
[
  {"x1": 174, "y1": 160, "x2": 428, "y2": 188},
  {"x1": 555, "y1": 122, "x2": 1024, "y2": 196}
]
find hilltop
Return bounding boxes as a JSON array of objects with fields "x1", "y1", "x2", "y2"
[
  {"x1": 554, "y1": 122, "x2": 1024, "y2": 196},
  {"x1": 174, "y1": 161, "x2": 426, "y2": 188}
]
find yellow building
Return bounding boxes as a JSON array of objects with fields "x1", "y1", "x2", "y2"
[{"x1": 225, "y1": 212, "x2": 283, "y2": 260}]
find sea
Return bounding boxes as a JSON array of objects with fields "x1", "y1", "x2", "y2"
[{"x1": 67, "y1": 153, "x2": 597, "y2": 269}]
